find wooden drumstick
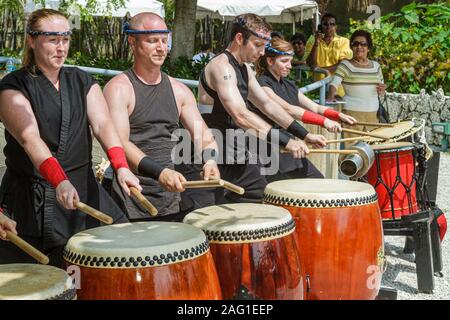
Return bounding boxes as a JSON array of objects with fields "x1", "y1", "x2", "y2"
[
  {"x1": 222, "y1": 180, "x2": 245, "y2": 195},
  {"x1": 6, "y1": 231, "x2": 49, "y2": 265},
  {"x1": 325, "y1": 136, "x2": 370, "y2": 144},
  {"x1": 183, "y1": 179, "x2": 225, "y2": 189},
  {"x1": 353, "y1": 121, "x2": 394, "y2": 127},
  {"x1": 341, "y1": 128, "x2": 389, "y2": 140},
  {"x1": 130, "y1": 187, "x2": 158, "y2": 217},
  {"x1": 75, "y1": 202, "x2": 113, "y2": 225},
  {"x1": 183, "y1": 179, "x2": 245, "y2": 195},
  {"x1": 281, "y1": 149, "x2": 358, "y2": 155}
]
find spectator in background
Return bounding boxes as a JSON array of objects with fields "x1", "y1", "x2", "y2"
[
  {"x1": 305, "y1": 13, "x2": 353, "y2": 97},
  {"x1": 328, "y1": 29, "x2": 385, "y2": 138},
  {"x1": 270, "y1": 31, "x2": 284, "y2": 40},
  {"x1": 192, "y1": 44, "x2": 215, "y2": 63},
  {"x1": 290, "y1": 32, "x2": 307, "y2": 66}
]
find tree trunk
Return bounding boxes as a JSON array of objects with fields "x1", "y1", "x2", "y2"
[{"x1": 170, "y1": 0, "x2": 197, "y2": 64}]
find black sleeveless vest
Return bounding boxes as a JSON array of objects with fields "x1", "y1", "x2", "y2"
[{"x1": 112, "y1": 69, "x2": 181, "y2": 219}]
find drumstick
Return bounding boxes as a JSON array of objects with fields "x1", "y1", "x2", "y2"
[
  {"x1": 222, "y1": 180, "x2": 245, "y2": 195},
  {"x1": 75, "y1": 202, "x2": 113, "y2": 225},
  {"x1": 6, "y1": 231, "x2": 49, "y2": 265},
  {"x1": 281, "y1": 149, "x2": 359, "y2": 155},
  {"x1": 341, "y1": 128, "x2": 389, "y2": 140},
  {"x1": 183, "y1": 179, "x2": 245, "y2": 195},
  {"x1": 326, "y1": 136, "x2": 370, "y2": 144},
  {"x1": 130, "y1": 187, "x2": 158, "y2": 217},
  {"x1": 353, "y1": 121, "x2": 394, "y2": 127},
  {"x1": 183, "y1": 179, "x2": 225, "y2": 189}
]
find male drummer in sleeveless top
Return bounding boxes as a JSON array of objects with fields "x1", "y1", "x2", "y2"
[
  {"x1": 103, "y1": 13, "x2": 220, "y2": 221},
  {"x1": 185, "y1": 13, "x2": 327, "y2": 205}
]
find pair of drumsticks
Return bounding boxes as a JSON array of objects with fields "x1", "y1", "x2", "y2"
[
  {"x1": 5, "y1": 178, "x2": 245, "y2": 265},
  {"x1": 292, "y1": 122, "x2": 393, "y2": 155}
]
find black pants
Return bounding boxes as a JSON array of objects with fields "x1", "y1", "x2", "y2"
[{"x1": 0, "y1": 236, "x2": 65, "y2": 268}]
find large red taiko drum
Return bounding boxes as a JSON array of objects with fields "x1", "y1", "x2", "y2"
[
  {"x1": 184, "y1": 203, "x2": 303, "y2": 300},
  {"x1": 63, "y1": 222, "x2": 222, "y2": 300},
  {"x1": 264, "y1": 179, "x2": 384, "y2": 300}
]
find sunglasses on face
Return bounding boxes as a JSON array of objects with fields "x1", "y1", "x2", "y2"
[
  {"x1": 322, "y1": 22, "x2": 336, "y2": 27},
  {"x1": 351, "y1": 41, "x2": 369, "y2": 47}
]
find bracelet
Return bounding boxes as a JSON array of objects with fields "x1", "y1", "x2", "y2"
[
  {"x1": 202, "y1": 148, "x2": 220, "y2": 164},
  {"x1": 266, "y1": 128, "x2": 291, "y2": 147},
  {"x1": 38, "y1": 157, "x2": 68, "y2": 188},
  {"x1": 323, "y1": 108, "x2": 341, "y2": 121},
  {"x1": 138, "y1": 156, "x2": 165, "y2": 180},
  {"x1": 107, "y1": 146, "x2": 129, "y2": 171},
  {"x1": 301, "y1": 111, "x2": 326, "y2": 126},
  {"x1": 286, "y1": 120, "x2": 309, "y2": 140}
]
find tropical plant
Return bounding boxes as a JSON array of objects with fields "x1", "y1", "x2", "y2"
[{"x1": 349, "y1": 1, "x2": 450, "y2": 94}]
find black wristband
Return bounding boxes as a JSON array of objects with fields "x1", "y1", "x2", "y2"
[
  {"x1": 202, "y1": 148, "x2": 219, "y2": 164},
  {"x1": 266, "y1": 128, "x2": 291, "y2": 147},
  {"x1": 138, "y1": 156, "x2": 165, "y2": 180},
  {"x1": 286, "y1": 120, "x2": 309, "y2": 140}
]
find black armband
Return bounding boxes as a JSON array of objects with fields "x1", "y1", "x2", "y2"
[
  {"x1": 202, "y1": 148, "x2": 220, "y2": 164},
  {"x1": 138, "y1": 156, "x2": 165, "y2": 180},
  {"x1": 286, "y1": 120, "x2": 309, "y2": 140},
  {"x1": 266, "y1": 128, "x2": 291, "y2": 147}
]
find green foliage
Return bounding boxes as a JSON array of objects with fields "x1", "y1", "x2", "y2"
[
  {"x1": 349, "y1": 1, "x2": 450, "y2": 95},
  {"x1": 65, "y1": 51, "x2": 132, "y2": 87}
]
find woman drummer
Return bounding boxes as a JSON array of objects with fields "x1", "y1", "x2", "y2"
[
  {"x1": 0, "y1": 9, "x2": 141, "y2": 266},
  {"x1": 255, "y1": 37, "x2": 356, "y2": 180}
]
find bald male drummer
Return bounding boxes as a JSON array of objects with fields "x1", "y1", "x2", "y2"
[
  {"x1": 180, "y1": 13, "x2": 327, "y2": 208},
  {"x1": 103, "y1": 13, "x2": 220, "y2": 221}
]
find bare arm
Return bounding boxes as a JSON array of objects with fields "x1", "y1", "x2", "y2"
[
  {"x1": 207, "y1": 62, "x2": 272, "y2": 138},
  {"x1": 0, "y1": 90, "x2": 53, "y2": 168},
  {"x1": 261, "y1": 86, "x2": 306, "y2": 120},
  {"x1": 247, "y1": 71, "x2": 296, "y2": 129},
  {"x1": 175, "y1": 81, "x2": 218, "y2": 152},
  {"x1": 0, "y1": 89, "x2": 80, "y2": 209},
  {"x1": 103, "y1": 77, "x2": 146, "y2": 172}
]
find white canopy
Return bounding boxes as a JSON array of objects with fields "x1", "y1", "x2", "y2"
[
  {"x1": 196, "y1": 0, "x2": 319, "y2": 24},
  {"x1": 25, "y1": 0, "x2": 165, "y2": 18}
]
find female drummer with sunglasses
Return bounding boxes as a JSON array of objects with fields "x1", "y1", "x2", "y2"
[
  {"x1": 255, "y1": 37, "x2": 357, "y2": 180},
  {"x1": 327, "y1": 30, "x2": 386, "y2": 142}
]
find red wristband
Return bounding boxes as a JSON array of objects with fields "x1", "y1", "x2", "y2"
[
  {"x1": 301, "y1": 111, "x2": 326, "y2": 126},
  {"x1": 39, "y1": 157, "x2": 68, "y2": 188},
  {"x1": 323, "y1": 108, "x2": 341, "y2": 121},
  {"x1": 107, "y1": 146, "x2": 129, "y2": 171}
]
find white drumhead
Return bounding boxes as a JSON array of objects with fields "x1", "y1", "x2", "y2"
[
  {"x1": 64, "y1": 222, "x2": 209, "y2": 268},
  {"x1": 183, "y1": 203, "x2": 295, "y2": 244},
  {"x1": 264, "y1": 179, "x2": 377, "y2": 208},
  {"x1": 0, "y1": 264, "x2": 75, "y2": 300}
]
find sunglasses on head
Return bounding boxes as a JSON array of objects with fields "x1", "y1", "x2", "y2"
[{"x1": 351, "y1": 41, "x2": 369, "y2": 47}]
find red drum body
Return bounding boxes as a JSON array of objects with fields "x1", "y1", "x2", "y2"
[
  {"x1": 367, "y1": 142, "x2": 418, "y2": 219},
  {"x1": 64, "y1": 222, "x2": 222, "y2": 300},
  {"x1": 264, "y1": 179, "x2": 384, "y2": 300},
  {"x1": 184, "y1": 203, "x2": 303, "y2": 300}
]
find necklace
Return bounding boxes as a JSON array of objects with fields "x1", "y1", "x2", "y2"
[{"x1": 352, "y1": 58, "x2": 370, "y2": 66}]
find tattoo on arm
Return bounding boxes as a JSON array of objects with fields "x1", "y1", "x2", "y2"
[{"x1": 224, "y1": 73, "x2": 232, "y2": 80}]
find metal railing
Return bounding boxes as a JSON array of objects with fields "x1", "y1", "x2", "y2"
[{"x1": 1, "y1": 56, "x2": 330, "y2": 102}]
